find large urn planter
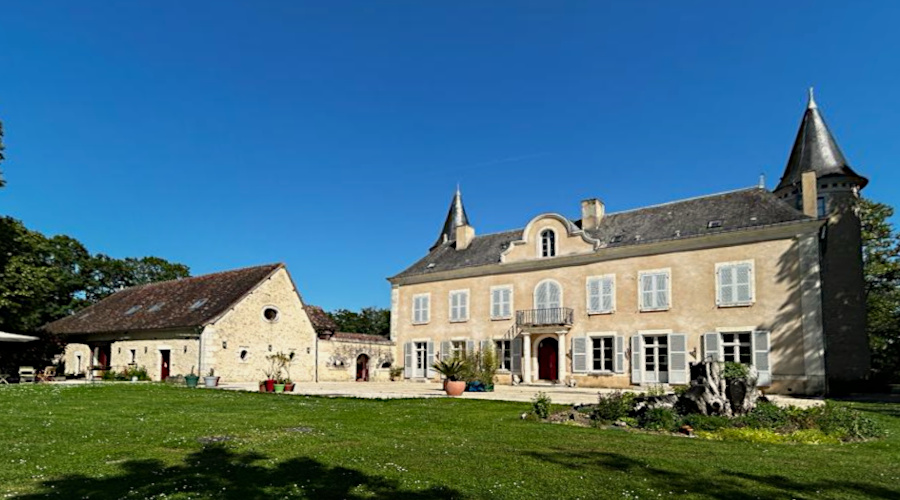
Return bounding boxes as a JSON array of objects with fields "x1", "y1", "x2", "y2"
[
  {"x1": 444, "y1": 380, "x2": 466, "y2": 397},
  {"x1": 184, "y1": 374, "x2": 200, "y2": 388},
  {"x1": 203, "y1": 376, "x2": 220, "y2": 388},
  {"x1": 274, "y1": 383, "x2": 285, "y2": 393}
]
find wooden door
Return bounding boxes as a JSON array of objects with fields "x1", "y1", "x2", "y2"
[
  {"x1": 160, "y1": 350, "x2": 170, "y2": 380},
  {"x1": 538, "y1": 338, "x2": 558, "y2": 381},
  {"x1": 356, "y1": 354, "x2": 369, "y2": 382}
]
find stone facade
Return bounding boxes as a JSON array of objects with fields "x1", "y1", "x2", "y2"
[{"x1": 317, "y1": 335, "x2": 396, "y2": 382}]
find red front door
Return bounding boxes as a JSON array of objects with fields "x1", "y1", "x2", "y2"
[
  {"x1": 160, "y1": 350, "x2": 170, "y2": 380},
  {"x1": 538, "y1": 338, "x2": 558, "y2": 381},
  {"x1": 356, "y1": 354, "x2": 369, "y2": 382}
]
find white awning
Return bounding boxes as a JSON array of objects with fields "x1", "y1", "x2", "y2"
[{"x1": 0, "y1": 331, "x2": 40, "y2": 343}]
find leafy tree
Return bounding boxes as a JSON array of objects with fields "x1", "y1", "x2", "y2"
[
  {"x1": 327, "y1": 307, "x2": 390, "y2": 337},
  {"x1": 82, "y1": 255, "x2": 189, "y2": 302},
  {"x1": 860, "y1": 198, "x2": 900, "y2": 384}
]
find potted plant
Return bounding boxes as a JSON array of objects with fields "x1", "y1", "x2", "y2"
[
  {"x1": 389, "y1": 366, "x2": 403, "y2": 382},
  {"x1": 258, "y1": 380, "x2": 267, "y2": 393},
  {"x1": 277, "y1": 352, "x2": 294, "y2": 392},
  {"x1": 274, "y1": 377, "x2": 286, "y2": 393},
  {"x1": 432, "y1": 358, "x2": 467, "y2": 396},
  {"x1": 262, "y1": 356, "x2": 278, "y2": 392},
  {"x1": 203, "y1": 368, "x2": 220, "y2": 388},
  {"x1": 184, "y1": 367, "x2": 200, "y2": 388}
]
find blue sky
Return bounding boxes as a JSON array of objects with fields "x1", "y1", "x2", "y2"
[{"x1": 1, "y1": 2, "x2": 898, "y2": 310}]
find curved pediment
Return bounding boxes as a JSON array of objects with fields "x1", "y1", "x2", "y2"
[{"x1": 500, "y1": 213, "x2": 599, "y2": 263}]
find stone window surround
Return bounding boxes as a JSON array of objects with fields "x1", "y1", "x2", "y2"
[
  {"x1": 714, "y1": 260, "x2": 756, "y2": 308},
  {"x1": 261, "y1": 305, "x2": 281, "y2": 323}
]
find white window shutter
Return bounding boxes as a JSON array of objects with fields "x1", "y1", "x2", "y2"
[
  {"x1": 601, "y1": 278, "x2": 614, "y2": 312},
  {"x1": 461, "y1": 293, "x2": 468, "y2": 319},
  {"x1": 491, "y1": 289, "x2": 500, "y2": 318},
  {"x1": 511, "y1": 337, "x2": 522, "y2": 373},
  {"x1": 404, "y1": 342, "x2": 412, "y2": 378},
  {"x1": 719, "y1": 267, "x2": 733, "y2": 305},
  {"x1": 503, "y1": 289, "x2": 511, "y2": 317},
  {"x1": 668, "y1": 334, "x2": 688, "y2": 384},
  {"x1": 535, "y1": 282, "x2": 548, "y2": 309},
  {"x1": 587, "y1": 279, "x2": 600, "y2": 313},
  {"x1": 641, "y1": 274, "x2": 654, "y2": 309},
  {"x1": 548, "y1": 282, "x2": 560, "y2": 308},
  {"x1": 614, "y1": 335, "x2": 625, "y2": 373},
  {"x1": 424, "y1": 298, "x2": 430, "y2": 322},
  {"x1": 753, "y1": 330, "x2": 771, "y2": 387},
  {"x1": 466, "y1": 340, "x2": 475, "y2": 356},
  {"x1": 426, "y1": 341, "x2": 435, "y2": 378},
  {"x1": 572, "y1": 337, "x2": 587, "y2": 373},
  {"x1": 656, "y1": 273, "x2": 669, "y2": 308},
  {"x1": 631, "y1": 335, "x2": 642, "y2": 384},
  {"x1": 440, "y1": 341, "x2": 451, "y2": 360},
  {"x1": 736, "y1": 264, "x2": 752, "y2": 303},
  {"x1": 702, "y1": 332, "x2": 721, "y2": 362}
]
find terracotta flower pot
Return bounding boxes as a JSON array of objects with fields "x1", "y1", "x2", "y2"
[
  {"x1": 259, "y1": 383, "x2": 266, "y2": 393},
  {"x1": 285, "y1": 383, "x2": 295, "y2": 392},
  {"x1": 444, "y1": 380, "x2": 466, "y2": 397},
  {"x1": 265, "y1": 379, "x2": 276, "y2": 392}
]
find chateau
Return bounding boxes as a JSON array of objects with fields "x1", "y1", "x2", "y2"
[{"x1": 388, "y1": 90, "x2": 870, "y2": 395}]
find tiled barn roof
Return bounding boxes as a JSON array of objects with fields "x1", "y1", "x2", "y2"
[{"x1": 45, "y1": 264, "x2": 283, "y2": 335}]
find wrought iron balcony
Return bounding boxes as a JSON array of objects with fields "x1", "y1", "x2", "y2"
[{"x1": 516, "y1": 308, "x2": 574, "y2": 328}]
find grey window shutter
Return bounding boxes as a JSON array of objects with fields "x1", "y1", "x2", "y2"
[
  {"x1": 480, "y1": 339, "x2": 491, "y2": 355},
  {"x1": 511, "y1": 337, "x2": 522, "y2": 373},
  {"x1": 548, "y1": 282, "x2": 561, "y2": 308},
  {"x1": 631, "y1": 335, "x2": 642, "y2": 384},
  {"x1": 702, "y1": 332, "x2": 721, "y2": 362},
  {"x1": 587, "y1": 279, "x2": 601, "y2": 312},
  {"x1": 719, "y1": 266, "x2": 733, "y2": 305},
  {"x1": 440, "y1": 341, "x2": 451, "y2": 360},
  {"x1": 736, "y1": 264, "x2": 752, "y2": 303},
  {"x1": 461, "y1": 293, "x2": 469, "y2": 319},
  {"x1": 656, "y1": 273, "x2": 669, "y2": 308},
  {"x1": 614, "y1": 335, "x2": 625, "y2": 373},
  {"x1": 491, "y1": 289, "x2": 499, "y2": 318},
  {"x1": 426, "y1": 341, "x2": 435, "y2": 378},
  {"x1": 572, "y1": 337, "x2": 587, "y2": 373},
  {"x1": 641, "y1": 274, "x2": 654, "y2": 309},
  {"x1": 601, "y1": 277, "x2": 614, "y2": 312},
  {"x1": 404, "y1": 342, "x2": 412, "y2": 378},
  {"x1": 536, "y1": 282, "x2": 548, "y2": 309},
  {"x1": 466, "y1": 340, "x2": 475, "y2": 357},
  {"x1": 503, "y1": 288, "x2": 512, "y2": 317},
  {"x1": 668, "y1": 334, "x2": 688, "y2": 384},
  {"x1": 753, "y1": 330, "x2": 771, "y2": 387}
]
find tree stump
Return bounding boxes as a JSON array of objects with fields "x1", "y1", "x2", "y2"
[{"x1": 679, "y1": 361, "x2": 759, "y2": 417}]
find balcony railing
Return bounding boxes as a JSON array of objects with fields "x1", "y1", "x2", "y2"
[{"x1": 516, "y1": 308, "x2": 574, "y2": 328}]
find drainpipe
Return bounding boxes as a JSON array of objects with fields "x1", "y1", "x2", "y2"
[{"x1": 315, "y1": 333, "x2": 319, "y2": 383}]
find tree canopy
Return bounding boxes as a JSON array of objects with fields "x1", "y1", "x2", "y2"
[
  {"x1": 860, "y1": 198, "x2": 900, "y2": 384},
  {"x1": 327, "y1": 307, "x2": 390, "y2": 337}
]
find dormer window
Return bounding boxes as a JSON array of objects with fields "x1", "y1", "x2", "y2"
[{"x1": 540, "y1": 230, "x2": 556, "y2": 258}]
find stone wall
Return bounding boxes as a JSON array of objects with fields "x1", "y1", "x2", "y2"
[{"x1": 317, "y1": 337, "x2": 396, "y2": 382}]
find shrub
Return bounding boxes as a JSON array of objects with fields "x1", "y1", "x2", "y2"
[
  {"x1": 785, "y1": 429, "x2": 841, "y2": 445},
  {"x1": 680, "y1": 413, "x2": 732, "y2": 432},
  {"x1": 592, "y1": 391, "x2": 635, "y2": 422},
  {"x1": 722, "y1": 362, "x2": 750, "y2": 381},
  {"x1": 123, "y1": 365, "x2": 150, "y2": 381},
  {"x1": 810, "y1": 403, "x2": 885, "y2": 440},
  {"x1": 638, "y1": 407, "x2": 678, "y2": 431},
  {"x1": 644, "y1": 384, "x2": 667, "y2": 397},
  {"x1": 740, "y1": 401, "x2": 791, "y2": 430},
  {"x1": 531, "y1": 392, "x2": 552, "y2": 419}
]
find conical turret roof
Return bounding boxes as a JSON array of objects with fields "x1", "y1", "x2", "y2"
[
  {"x1": 776, "y1": 88, "x2": 867, "y2": 192},
  {"x1": 431, "y1": 186, "x2": 469, "y2": 249}
]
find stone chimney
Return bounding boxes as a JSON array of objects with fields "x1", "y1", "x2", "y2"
[
  {"x1": 581, "y1": 198, "x2": 605, "y2": 231},
  {"x1": 801, "y1": 171, "x2": 818, "y2": 217},
  {"x1": 455, "y1": 224, "x2": 475, "y2": 251}
]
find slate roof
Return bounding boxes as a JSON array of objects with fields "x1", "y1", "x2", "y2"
[
  {"x1": 304, "y1": 305, "x2": 338, "y2": 335},
  {"x1": 391, "y1": 187, "x2": 810, "y2": 281},
  {"x1": 45, "y1": 263, "x2": 283, "y2": 335},
  {"x1": 776, "y1": 90, "x2": 867, "y2": 191},
  {"x1": 432, "y1": 186, "x2": 470, "y2": 250}
]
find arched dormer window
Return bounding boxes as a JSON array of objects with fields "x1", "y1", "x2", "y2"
[{"x1": 540, "y1": 229, "x2": 556, "y2": 258}]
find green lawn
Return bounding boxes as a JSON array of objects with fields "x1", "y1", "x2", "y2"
[{"x1": 0, "y1": 385, "x2": 898, "y2": 499}]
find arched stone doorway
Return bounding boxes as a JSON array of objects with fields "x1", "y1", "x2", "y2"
[
  {"x1": 537, "y1": 338, "x2": 558, "y2": 381},
  {"x1": 356, "y1": 354, "x2": 370, "y2": 382}
]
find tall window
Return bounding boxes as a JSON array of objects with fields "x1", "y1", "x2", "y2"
[
  {"x1": 591, "y1": 337, "x2": 614, "y2": 371},
  {"x1": 587, "y1": 275, "x2": 615, "y2": 314},
  {"x1": 817, "y1": 197, "x2": 827, "y2": 217},
  {"x1": 449, "y1": 290, "x2": 469, "y2": 322},
  {"x1": 643, "y1": 335, "x2": 669, "y2": 382},
  {"x1": 722, "y1": 332, "x2": 752, "y2": 364},
  {"x1": 450, "y1": 340, "x2": 467, "y2": 359},
  {"x1": 540, "y1": 229, "x2": 556, "y2": 258},
  {"x1": 639, "y1": 270, "x2": 670, "y2": 311},
  {"x1": 534, "y1": 280, "x2": 562, "y2": 310},
  {"x1": 491, "y1": 286, "x2": 512, "y2": 319},
  {"x1": 717, "y1": 262, "x2": 753, "y2": 306},
  {"x1": 495, "y1": 340, "x2": 512, "y2": 370},
  {"x1": 413, "y1": 294, "x2": 430, "y2": 324}
]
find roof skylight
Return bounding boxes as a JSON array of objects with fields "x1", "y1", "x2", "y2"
[
  {"x1": 148, "y1": 302, "x2": 165, "y2": 313},
  {"x1": 189, "y1": 298, "x2": 209, "y2": 311},
  {"x1": 124, "y1": 305, "x2": 143, "y2": 316},
  {"x1": 707, "y1": 220, "x2": 724, "y2": 229}
]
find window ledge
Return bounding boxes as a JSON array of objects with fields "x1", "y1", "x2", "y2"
[
  {"x1": 716, "y1": 302, "x2": 754, "y2": 309},
  {"x1": 491, "y1": 316, "x2": 512, "y2": 321},
  {"x1": 449, "y1": 319, "x2": 469, "y2": 324},
  {"x1": 639, "y1": 307, "x2": 670, "y2": 313},
  {"x1": 587, "y1": 310, "x2": 614, "y2": 316},
  {"x1": 411, "y1": 322, "x2": 430, "y2": 326}
]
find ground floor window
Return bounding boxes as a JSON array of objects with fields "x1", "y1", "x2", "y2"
[
  {"x1": 450, "y1": 340, "x2": 467, "y2": 359},
  {"x1": 414, "y1": 342, "x2": 428, "y2": 378},
  {"x1": 722, "y1": 332, "x2": 752, "y2": 364},
  {"x1": 495, "y1": 340, "x2": 512, "y2": 371},
  {"x1": 643, "y1": 335, "x2": 669, "y2": 383},
  {"x1": 591, "y1": 337, "x2": 614, "y2": 372}
]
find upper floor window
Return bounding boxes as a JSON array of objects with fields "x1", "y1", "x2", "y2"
[
  {"x1": 540, "y1": 229, "x2": 556, "y2": 258},
  {"x1": 449, "y1": 290, "x2": 469, "y2": 322},
  {"x1": 490, "y1": 286, "x2": 513, "y2": 320},
  {"x1": 412, "y1": 294, "x2": 430, "y2": 324},
  {"x1": 534, "y1": 280, "x2": 562, "y2": 310},
  {"x1": 639, "y1": 270, "x2": 670, "y2": 311},
  {"x1": 716, "y1": 261, "x2": 754, "y2": 307},
  {"x1": 586, "y1": 275, "x2": 615, "y2": 314}
]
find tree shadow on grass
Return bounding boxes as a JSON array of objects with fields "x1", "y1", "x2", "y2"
[
  {"x1": 525, "y1": 450, "x2": 899, "y2": 499},
  {"x1": 14, "y1": 444, "x2": 461, "y2": 500}
]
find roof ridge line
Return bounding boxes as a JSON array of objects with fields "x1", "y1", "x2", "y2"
[
  {"x1": 603, "y1": 186, "x2": 761, "y2": 217},
  {"x1": 124, "y1": 262, "x2": 283, "y2": 291}
]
